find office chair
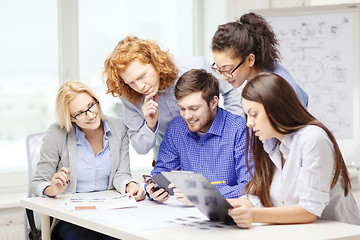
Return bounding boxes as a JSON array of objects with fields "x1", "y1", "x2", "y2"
[{"x1": 25, "y1": 132, "x2": 45, "y2": 240}]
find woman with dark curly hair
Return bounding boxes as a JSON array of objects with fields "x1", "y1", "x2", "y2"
[
  {"x1": 103, "y1": 35, "x2": 243, "y2": 162},
  {"x1": 212, "y1": 12, "x2": 308, "y2": 108}
]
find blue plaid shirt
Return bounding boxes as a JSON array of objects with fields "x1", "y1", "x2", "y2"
[{"x1": 152, "y1": 107, "x2": 252, "y2": 198}]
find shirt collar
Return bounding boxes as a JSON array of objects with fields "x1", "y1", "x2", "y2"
[
  {"x1": 74, "y1": 120, "x2": 111, "y2": 139},
  {"x1": 262, "y1": 130, "x2": 296, "y2": 153},
  {"x1": 103, "y1": 120, "x2": 111, "y2": 139},
  {"x1": 263, "y1": 137, "x2": 278, "y2": 154},
  {"x1": 75, "y1": 124, "x2": 84, "y2": 138},
  {"x1": 158, "y1": 85, "x2": 174, "y2": 94},
  {"x1": 263, "y1": 131, "x2": 295, "y2": 169},
  {"x1": 280, "y1": 132, "x2": 294, "y2": 150}
]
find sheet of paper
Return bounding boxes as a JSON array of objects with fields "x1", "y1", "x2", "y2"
[
  {"x1": 163, "y1": 216, "x2": 233, "y2": 231},
  {"x1": 78, "y1": 197, "x2": 233, "y2": 231},
  {"x1": 60, "y1": 193, "x2": 137, "y2": 211},
  {"x1": 59, "y1": 194, "x2": 234, "y2": 232}
]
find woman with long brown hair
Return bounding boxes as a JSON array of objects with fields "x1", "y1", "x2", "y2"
[{"x1": 227, "y1": 72, "x2": 360, "y2": 228}]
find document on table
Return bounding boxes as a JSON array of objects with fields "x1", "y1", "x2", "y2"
[
  {"x1": 59, "y1": 194, "x2": 234, "y2": 231},
  {"x1": 60, "y1": 193, "x2": 137, "y2": 211},
  {"x1": 84, "y1": 196, "x2": 234, "y2": 231}
]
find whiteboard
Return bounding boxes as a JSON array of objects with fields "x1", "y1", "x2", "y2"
[{"x1": 254, "y1": 4, "x2": 360, "y2": 166}]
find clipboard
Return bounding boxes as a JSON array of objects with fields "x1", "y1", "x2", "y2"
[{"x1": 161, "y1": 171, "x2": 235, "y2": 225}]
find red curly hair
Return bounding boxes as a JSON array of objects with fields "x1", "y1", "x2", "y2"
[{"x1": 103, "y1": 35, "x2": 179, "y2": 104}]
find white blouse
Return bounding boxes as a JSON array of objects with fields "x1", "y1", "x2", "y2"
[{"x1": 247, "y1": 125, "x2": 360, "y2": 225}]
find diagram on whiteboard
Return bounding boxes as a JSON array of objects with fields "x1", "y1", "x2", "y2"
[{"x1": 268, "y1": 12, "x2": 354, "y2": 139}]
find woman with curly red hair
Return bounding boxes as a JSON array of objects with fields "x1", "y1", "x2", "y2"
[{"x1": 103, "y1": 35, "x2": 243, "y2": 162}]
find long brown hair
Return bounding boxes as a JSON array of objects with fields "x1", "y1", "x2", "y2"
[
  {"x1": 103, "y1": 35, "x2": 178, "y2": 104},
  {"x1": 212, "y1": 12, "x2": 280, "y2": 71},
  {"x1": 242, "y1": 72, "x2": 351, "y2": 207}
]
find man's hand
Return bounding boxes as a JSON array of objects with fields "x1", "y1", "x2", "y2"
[{"x1": 145, "y1": 181, "x2": 170, "y2": 203}]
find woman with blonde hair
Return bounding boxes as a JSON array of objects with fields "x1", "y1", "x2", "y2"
[
  {"x1": 103, "y1": 35, "x2": 243, "y2": 163},
  {"x1": 32, "y1": 81, "x2": 145, "y2": 239},
  {"x1": 228, "y1": 73, "x2": 360, "y2": 228}
]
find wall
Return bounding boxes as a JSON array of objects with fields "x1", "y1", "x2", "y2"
[
  {"x1": 200, "y1": 0, "x2": 360, "y2": 62},
  {"x1": 198, "y1": 0, "x2": 360, "y2": 205},
  {"x1": 0, "y1": 172, "x2": 27, "y2": 239}
]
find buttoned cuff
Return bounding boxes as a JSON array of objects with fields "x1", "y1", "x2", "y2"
[
  {"x1": 41, "y1": 184, "x2": 55, "y2": 198},
  {"x1": 143, "y1": 121, "x2": 159, "y2": 136},
  {"x1": 245, "y1": 194, "x2": 263, "y2": 208}
]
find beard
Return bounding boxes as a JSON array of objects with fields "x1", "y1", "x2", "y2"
[{"x1": 186, "y1": 108, "x2": 214, "y2": 133}]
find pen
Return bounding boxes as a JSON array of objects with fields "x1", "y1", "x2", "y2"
[
  {"x1": 59, "y1": 161, "x2": 70, "y2": 174},
  {"x1": 210, "y1": 181, "x2": 226, "y2": 185},
  {"x1": 171, "y1": 170, "x2": 194, "y2": 173},
  {"x1": 59, "y1": 161, "x2": 70, "y2": 185}
]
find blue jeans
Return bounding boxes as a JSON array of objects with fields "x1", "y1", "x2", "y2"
[{"x1": 52, "y1": 220, "x2": 119, "y2": 240}]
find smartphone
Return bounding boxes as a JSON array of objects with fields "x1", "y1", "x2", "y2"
[{"x1": 142, "y1": 175, "x2": 161, "y2": 192}]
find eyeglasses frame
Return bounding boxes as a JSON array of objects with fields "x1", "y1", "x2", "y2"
[
  {"x1": 71, "y1": 101, "x2": 99, "y2": 120},
  {"x1": 211, "y1": 57, "x2": 247, "y2": 78}
]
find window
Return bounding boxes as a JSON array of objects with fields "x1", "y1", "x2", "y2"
[
  {"x1": 78, "y1": 0, "x2": 194, "y2": 169},
  {"x1": 0, "y1": 0, "x2": 58, "y2": 173},
  {"x1": 0, "y1": 0, "x2": 194, "y2": 174}
]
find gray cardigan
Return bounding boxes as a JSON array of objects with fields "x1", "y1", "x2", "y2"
[{"x1": 32, "y1": 116, "x2": 134, "y2": 197}]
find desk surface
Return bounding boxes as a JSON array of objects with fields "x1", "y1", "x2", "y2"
[{"x1": 21, "y1": 191, "x2": 360, "y2": 240}]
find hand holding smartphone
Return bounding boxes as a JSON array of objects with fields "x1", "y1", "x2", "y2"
[
  {"x1": 142, "y1": 175, "x2": 161, "y2": 192},
  {"x1": 142, "y1": 174, "x2": 174, "y2": 195}
]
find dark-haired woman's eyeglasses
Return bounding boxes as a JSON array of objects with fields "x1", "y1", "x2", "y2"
[
  {"x1": 71, "y1": 101, "x2": 99, "y2": 120},
  {"x1": 211, "y1": 57, "x2": 246, "y2": 78}
]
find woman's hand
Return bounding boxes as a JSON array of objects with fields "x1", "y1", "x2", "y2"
[
  {"x1": 44, "y1": 167, "x2": 70, "y2": 197},
  {"x1": 145, "y1": 181, "x2": 170, "y2": 203},
  {"x1": 227, "y1": 198, "x2": 253, "y2": 207},
  {"x1": 228, "y1": 204, "x2": 254, "y2": 228},
  {"x1": 142, "y1": 92, "x2": 158, "y2": 131},
  {"x1": 126, "y1": 182, "x2": 146, "y2": 201},
  {"x1": 170, "y1": 183, "x2": 193, "y2": 206}
]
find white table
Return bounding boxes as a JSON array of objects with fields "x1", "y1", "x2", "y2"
[{"x1": 21, "y1": 190, "x2": 360, "y2": 240}]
